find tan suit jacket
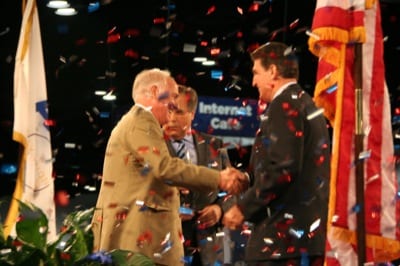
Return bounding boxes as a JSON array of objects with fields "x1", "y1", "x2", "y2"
[{"x1": 91, "y1": 105, "x2": 220, "y2": 266}]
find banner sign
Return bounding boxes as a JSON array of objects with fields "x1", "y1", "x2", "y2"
[{"x1": 193, "y1": 96, "x2": 259, "y2": 137}]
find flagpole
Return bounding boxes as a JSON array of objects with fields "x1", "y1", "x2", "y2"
[{"x1": 354, "y1": 42, "x2": 366, "y2": 266}]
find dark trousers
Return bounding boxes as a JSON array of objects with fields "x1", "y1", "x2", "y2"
[{"x1": 246, "y1": 256, "x2": 324, "y2": 266}]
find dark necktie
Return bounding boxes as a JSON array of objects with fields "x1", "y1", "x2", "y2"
[{"x1": 175, "y1": 140, "x2": 187, "y2": 159}]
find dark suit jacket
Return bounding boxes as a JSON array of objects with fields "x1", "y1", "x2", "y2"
[
  {"x1": 237, "y1": 84, "x2": 331, "y2": 261},
  {"x1": 166, "y1": 131, "x2": 233, "y2": 264}
]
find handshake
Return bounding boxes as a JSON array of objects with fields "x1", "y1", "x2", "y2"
[{"x1": 218, "y1": 167, "x2": 249, "y2": 195}]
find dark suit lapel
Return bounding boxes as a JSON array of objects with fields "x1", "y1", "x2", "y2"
[{"x1": 193, "y1": 133, "x2": 207, "y2": 167}]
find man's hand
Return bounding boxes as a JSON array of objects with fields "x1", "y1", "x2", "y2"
[
  {"x1": 218, "y1": 167, "x2": 249, "y2": 195},
  {"x1": 223, "y1": 204, "x2": 245, "y2": 230},
  {"x1": 197, "y1": 204, "x2": 222, "y2": 228}
]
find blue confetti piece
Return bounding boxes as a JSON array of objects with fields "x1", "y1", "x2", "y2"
[
  {"x1": 214, "y1": 260, "x2": 223, "y2": 266},
  {"x1": 351, "y1": 204, "x2": 361, "y2": 213},
  {"x1": 86, "y1": 251, "x2": 113, "y2": 264},
  {"x1": 179, "y1": 206, "x2": 194, "y2": 215},
  {"x1": 0, "y1": 163, "x2": 17, "y2": 175},
  {"x1": 300, "y1": 251, "x2": 309, "y2": 266},
  {"x1": 326, "y1": 83, "x2": 337, "y2": 94},
  {"x1": 183, "y1": 255, "x2": 193, "y2": 264}
]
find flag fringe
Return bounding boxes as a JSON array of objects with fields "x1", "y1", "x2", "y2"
[
  {"x1": 4, "y1": 132, "x2": 27, "y2": 238},
  {"x1": 330, "y1": 226, "x2": 400, "y2": 262}
]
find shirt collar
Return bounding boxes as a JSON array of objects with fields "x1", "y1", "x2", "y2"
[
  {"x1": 135, "y1": 103, "x2": 152, "y2": 111},
  {"x1": 272, "y1": 81, "x2": 297, "y2": 101},
  {"x1": 171, "y1": 134, "x2": 193, "y2": 143}
]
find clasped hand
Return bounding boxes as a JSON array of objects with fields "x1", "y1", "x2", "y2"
[{"x1": 219, "y1": 167, "x2": 248, "y2": 195}]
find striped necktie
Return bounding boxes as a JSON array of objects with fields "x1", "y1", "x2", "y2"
[{"x1": 175, "y1": 140, "x2": 186, "y2": 159}]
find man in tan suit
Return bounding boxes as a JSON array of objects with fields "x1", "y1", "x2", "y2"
[{"x1": 91, "y1": 68, "x2": 247, "y2": 266}]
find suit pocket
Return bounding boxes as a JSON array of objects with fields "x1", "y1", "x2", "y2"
[{"x1": 144, "y1": 201, "x2": 171, "y2": 212}]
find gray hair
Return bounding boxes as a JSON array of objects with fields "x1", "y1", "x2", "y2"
[{"x1": 132, "y1": 68, "x2": 172, "y2": 101}]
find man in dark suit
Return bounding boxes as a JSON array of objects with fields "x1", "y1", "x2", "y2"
[
  {"x1": 223, "y1": 42, "x2": 331, "y2": 266},
  {"x1": 164, "y1": 85, "x2": 235, "y2": 265}
]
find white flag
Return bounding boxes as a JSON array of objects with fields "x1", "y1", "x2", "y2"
[{"x1": 5, "y1": 0, "x2": 56, "y2": 242}]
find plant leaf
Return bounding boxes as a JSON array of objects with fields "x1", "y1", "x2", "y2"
[
  {"x1": 15, "y1": 200, "x2": 48, "y2": 250},
  {"x1": 110, "y1": 250, "x2": 155, "y2": 266}
]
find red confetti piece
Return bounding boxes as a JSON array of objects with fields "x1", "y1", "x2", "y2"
[
  {"x1": 12, "y1": 240, "x2": 23, "y2": 247},
  {"x1": 206, "y1": 125, "x2": 214, "y2": 134},
  {"x1": 248, "y1": 3, "x2": 259, "y2": 12},
  {"x1": 289, "y1": 18, "x2": 299, "y2": 29},
  {"x1": 107, "y1": 33, "x2": 121, "y2": 44},
  {"x1": 287, "y1": 109, "x2": 299, "y2": 117},
  {"x1": 295, "y1": 130, "x2": 303, "y2": 137},
  {"x1": 115, "y1": 210, "x2": 128, "y2": 221},
  {"x1": 269, "y1": 51, "x2": 278, "y2": 58},
  {"x1": 261, "y1": 245, "x2": 270, "y2": 253},
  {"x1": 44, "y1": 119, "x2": 56, "y2": 126},
  {"x1": 247, "y1": 43, "x2": 260, "y2": 53},
  {"x1": 104, "y1": 181, "x2": 115, "y2": 187},
  {"x1": 277, "y1": 173, "x2": 292, "y2": 183},
  {"x1": 210, "y1": 47, "x2": 220, "y2": 55},
  {"x1": 75, "y1": 38, "x2": 87, "y2": 46},
  {"x1": 123, "y1": 28, "x2": 140, "y2": 37},
  {"x1": 124, "y1": 154, "x2": 130, "y2": 165},
  {"x1": 287, "y1": 246, "x2": 296, "y2": 253},
  {"x1": 257, "y1": 100, "x2": 268, "y2": 114},
  {"x1": 137, "y1": 146, "x2": 150, "y2": 154},
  {"x1": 153, "y1": 17, "x2": 165, "y2": 24},
  {"x1": 60, "y1": 252, "x2": 71, "y2": 261},
  {"x1": 206, "y1": 5, "x2": 216, "y2": 15},
  {"x1": 137, "y1": 230, "x2": 153, "y2": 247},
  {"x1": 55, "y1": 190, "x2": 70, "y2": 207},
  {"x1": 200, "y1": 40, "x2": 208, "y2": 46},
  {"x1": 152, "y1": 146, "x2": 160, "y2": 155},
  {"x1": 281, "y1": 102, "x2": 290, "y2": 110},
  {"x1": 108, "y1": 203, "x2": 118, "y2": 208},
  {"x1": 184, "y1": 239, "x2": 191, "y2": 247},
  {"x1": 163, "y1": 190, "x2": 175, "y2": 199},
  {"x1": 212, "y1": 244, "x2": 221, "y2": 251},
  {"x1": 315, "y1": 155, "x2": 325, "y2": 165},
  {"x1": 107, "y1": 26, "x2": 117, "y2": 35},
  {"x1": 124, "y1": 49, "x2": 139, "y2": 59},
  {"x1": 95, "y1": 216, "x2": 103, "y2": 223}
]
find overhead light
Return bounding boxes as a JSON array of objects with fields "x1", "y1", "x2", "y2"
[
  {"x1": 102, "y1": 92, "x2": 117, "y2": 101},
  {"x1": 202, "y1": 60, "x2": 216, "y2": 66},
  {"x1": 55, "y1": 8, "x2": 77, "y2": 16},
  {"x1": 94, "y1": 90, "x2": 107, "y2": 96},
  {"x1": 47, "y1": 0, "x2": 70, "y2": 9},
  {"x1": 193, "y1": 57, "x2": 207, "y2": 62}
]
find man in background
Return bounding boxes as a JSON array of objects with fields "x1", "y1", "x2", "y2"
[
  {"x1": 91, "y1": 68, "x2": 247, "y2": 266},
  {"x1": 164, "y1": 85, "x2": 236, "y2": 265},
  {"x1": 223, "y1": 42, "x2": 331, "y2": 266}
]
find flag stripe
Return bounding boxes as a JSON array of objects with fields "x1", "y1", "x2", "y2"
[
  {"x1": 312, "y1": 7, "x2": 351, "y2": 30},
  {"x1": 309, "y1": 0, "x2": 400, "y2": 264},
  {"x1": 364, "y1": 2, "x2": 383, "y2": 237}
]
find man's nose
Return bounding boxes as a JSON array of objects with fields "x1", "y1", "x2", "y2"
[{"x1": 251, "y1": 78, "x2": 256, "y2": 87}]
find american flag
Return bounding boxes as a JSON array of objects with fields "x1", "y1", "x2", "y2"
[{"x1": 308, "y1": 0, "x2": 400, "y2": 264}]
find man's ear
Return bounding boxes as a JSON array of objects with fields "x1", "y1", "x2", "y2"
[
  {"x1": 269, "y1": 64, "x2": 278, "y2": 79},
  {"x1": 189, "y1": 111, "x2": 195, "y2": 121},
  {"x1": 149, "y1": 85, "x2": 158, "y2": 98}
]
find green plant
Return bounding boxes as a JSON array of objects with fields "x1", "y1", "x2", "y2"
[{"x1": 0, "y1": 201, "x2": 154, "y2": 265}]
